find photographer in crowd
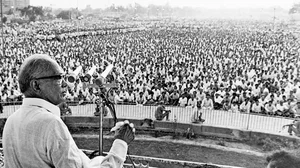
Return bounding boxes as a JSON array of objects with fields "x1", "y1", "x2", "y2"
[{"x1": 155, "y1": 105, "x2": 171, "y2": 121}]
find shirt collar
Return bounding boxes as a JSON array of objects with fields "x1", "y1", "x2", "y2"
[{"x1": 22, "y1": 98, "x2": 61, "y2": 117}]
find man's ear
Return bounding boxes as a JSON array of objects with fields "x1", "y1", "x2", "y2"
[{"x1": 30, "y1": 80, "x2": 41, "y2": 92}]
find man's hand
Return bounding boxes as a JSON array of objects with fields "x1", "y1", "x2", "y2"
[
  {"x1": 165, "y1": 110, "x2": 171, "y2": 113},
  {"x1": 111, "y1": 120, "x2": 135, "y2": 144}
]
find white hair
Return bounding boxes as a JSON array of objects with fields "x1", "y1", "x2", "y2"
[{"x1": 18, "y1": 54, "x2": 58, "y2": 93}]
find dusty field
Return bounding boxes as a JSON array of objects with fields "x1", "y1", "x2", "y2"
[{"x1": 74, "y1": 134, "x2": 267, "y2": 168}]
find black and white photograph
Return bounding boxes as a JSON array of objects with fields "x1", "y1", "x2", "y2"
[{"x1": 0, "y1": 0, "x2": 300, "y2": 167}]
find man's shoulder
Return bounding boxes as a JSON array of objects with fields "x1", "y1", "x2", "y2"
[
  {"x1": 31, "y1": 109, "x2": 62, "y2": 125},
  {"x1": 5, "y1": 107, "x2": 63, "y2": 132}
]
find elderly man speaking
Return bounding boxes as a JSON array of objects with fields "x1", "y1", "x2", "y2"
[{"x1": 2, "y1": 54, "x2": 135, "y2": 168}]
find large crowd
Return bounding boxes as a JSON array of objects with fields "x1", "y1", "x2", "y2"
[{"x1": 1, "y1": 19, "x2": 300, "y2": 118}]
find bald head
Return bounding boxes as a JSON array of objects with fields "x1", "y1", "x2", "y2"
[{"x1": 18, "y1": 54, "x2": 62, "y2": 94}]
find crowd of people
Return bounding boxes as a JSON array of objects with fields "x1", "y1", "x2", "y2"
[{"x1": 1, "y1": 19, "x2": 300, "y2": 118}]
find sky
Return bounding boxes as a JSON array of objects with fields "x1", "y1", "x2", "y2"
[{"x1": 30, "y1": 0, "x2": 299, "y2": 10}]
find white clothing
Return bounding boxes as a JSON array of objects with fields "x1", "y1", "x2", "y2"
[{"x1": 3, "y1": 98, "x2": 128, "y2": 168}]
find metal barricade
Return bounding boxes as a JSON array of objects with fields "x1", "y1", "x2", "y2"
[{"x1": 0, "y1": 101, "x2": 294, "y2": 134}]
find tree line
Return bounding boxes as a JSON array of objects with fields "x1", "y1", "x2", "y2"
[{"x1": 2, "y1": 2, "x2": 300, "y2": 23}]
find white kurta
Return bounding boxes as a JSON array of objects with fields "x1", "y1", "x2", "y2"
[{"x1": 3, "y1": 98, "x2": 127, "y2": 168}]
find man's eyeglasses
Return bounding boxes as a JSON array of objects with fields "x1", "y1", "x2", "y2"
[{"x1": 34, "y1": 75, "x2": 66, "y2": 84}]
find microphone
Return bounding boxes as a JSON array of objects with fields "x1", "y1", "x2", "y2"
[
  {"x1": 94, "y1": 64, "x2": 114, "y2": 87},
  {"x1": 83, "y1": 66, "x2": 97, "y2": 83},
  {"x1": 67, "y1": 66, "x2": 82, "y2": 83}
]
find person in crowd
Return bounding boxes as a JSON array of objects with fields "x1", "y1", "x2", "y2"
[
  {"x1": 282, "y1": 118, "x2": 300, "y2": 136},
  {"x1": 154, "y1": 105, "x2": 171, "y2": 121},
  {"x1": 196, "y1": 88, "x2": 206, "y2": 107},
  {"x1": 264, "y1": 101, "x2": 276, "y2": 115},
  {"x1": 158, "y1": 91, "x2": 170, "y2": 105},
  {"x1": 114, "y1": 90, "x2": 124, "y2": 104},
  {"x1": 275, "y1": 101, "x2": 288, "y2": 116},
  {"x1": 231, "y1": 93, "x2": 240, "y2": 105},
  {"x1": 187, "y1": 95, "x2": 197, "y2": 108},
  {"x1": 239, "y1": 91, "x2": 249, "y2": 103},
  {"x1": 283, "y1": 99, "x2": 296, "y2": 117},
  {"x1": 214, "y1": 93, "x2": 223, "y2": 110},
  {"x1": 222, "y1": 93, "x2": 231, "y2": 111},
  {"x1": 144, "y1": 90, "x2": 156, "y2": 105},
  {"x1": 77, "y1": 90, "x2": 86, "y2": 105},
  {"x1": 65, "y1": 91, "x2": 76, "y2": 106},
  {"x1": 136, "y1": 92, "x2": 145, "y2": 105},
  {"x1": 169, "y1": 90, "x2": 180, "y2": 106},
  {"x1": 201, "y1": 94, "x2": 214, "y2": 110},
  {"x1": 127, "y1": 90, "x2": 136, "y2": 104},
  {"x1": 3, "y1": 54, "x2": 135, "y2": 168},
  {"x1": 152, "y1": 86, "x2": 161, "y2": 101},
  {"x1": 230, "y1": 102, "x2": 239, "y2": 113},
  {"x1": 1, "y1": 92, "x2": 8, "y2": 103},
  {"x1": 251, "y1": 84, "x2": 261, "y2": 100},
  {"x1": 292, "y1": 101, "x2": 300, "y2": 118},
  {"x1": 239, "y1": 98, "x2": 251, "y2": 113},
  {"x1": 119, "y1": 88, "x2": 127, "y2": 102},
  {"x1": 251, "y1": 100, "x2": 262, "y2": 114},
  {"x1": 86, "y1": 89, "x2": 97, "y2": 103},
  {"x1": 178, "y1": 95, "x2": 188, "y2": 107},
  {"x1": 191, "y1": 105, "x2": 205, "y2": 123}
]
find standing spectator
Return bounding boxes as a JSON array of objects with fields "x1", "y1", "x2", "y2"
[
  {"x1": 136, "y1": 92, "x2": 145, "y2": 105},
  {"x1": 187, "y1": 95, "x2": 197, "y2": 107},
  {"x1": 178, "y1": 95, "x2": 188, "y2": 107},
  {"x1": 169, "y1": 90, "x2": 180, "y2": 106},
  {"x1": 127, "y1": 90, "x2": 135, "y2": 104},
  {"x1": 214, "y1": 94, "x2": 223, "y2": 110},
  {"x1": 196, "y1": 88, "x2": 206, "y2": 107},
  {"x1": 152, "y1": 86, "x2": 161, "y2": 101},
  {"x1": 123, "y1": 89, "x2": 130, "y2": 102},
  {"x1": 223, "y1": 93, "x2": 231, "y2": 111},
  {"x1": 191, "y1": 105, "x2": 205, "y2": 123}
]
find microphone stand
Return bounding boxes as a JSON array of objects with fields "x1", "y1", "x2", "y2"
[
  {"x1": 97, "y1": 93, "x2": 104, "y2": 156},
  {"x1": 96, "y1": 86, "x2": 118, "y2": 156}
]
